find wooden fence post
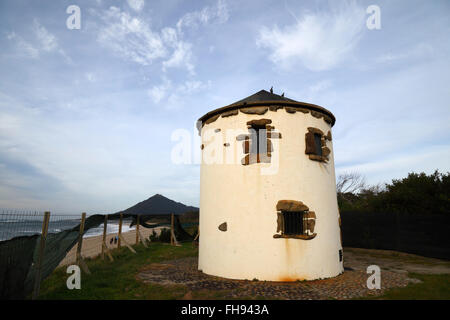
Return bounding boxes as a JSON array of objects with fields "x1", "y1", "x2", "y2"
[
  {"x1": 170, "y1": 213, "x2": 174, "y2": 246},
  {"x1": 139, "y1": 229, "x2": 148, "y2": 248},
  {"x1": 118, "y1": 213, "x2": 123, "y2": 248},
  {"x1": 101, "y1": 214, "x2": 114, "y2": 262},
  {"x1": 118, "y1": 234, "x2": 136, "y2": 254},
  {"x1": 193, "y1": 225, "x2": 200, "y2": 247},
  {"x1": 76, "y1": 212, "x2": 86, "y2": 264},
  {"x1": 170, "y1": 213, "x2": 181, "y2": 246},
  {"x1": 76, "y1": 212, "x2": 90, "y2": 274},
  {"x1": 102, "y1": 215, "x2": 107, "y2": 260},
  {"x1": 32, "y1": 211, "x2": 50, "y2": 300},
  {"x1": 136, "y1": 215, "x2": 140, "y2": 245}
]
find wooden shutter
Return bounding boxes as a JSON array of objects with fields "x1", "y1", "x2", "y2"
[
  {"x1": 276, "y1": 212, "x2": 284, "y2": 233},
  {"x1": 314, "y1": 134, "x2": 323, "y2": 156},
  {"x1": 305, "y1": 132, "x2": 316, "y2": 154}
]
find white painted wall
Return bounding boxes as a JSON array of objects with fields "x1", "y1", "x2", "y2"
[{"x1": 198, "y1": 108, "x2": 343, "y2": 281}]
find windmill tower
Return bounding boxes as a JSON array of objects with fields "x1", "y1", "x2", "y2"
[{"x1": 197, "y1": 89, "x2": 343, "y2": 281}]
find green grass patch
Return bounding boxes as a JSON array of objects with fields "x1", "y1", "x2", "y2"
[
  {"x1": 38, "y1": 242, "x2": 277, "y2": 300},
  {"x1": 38, "y1": 242, "x2": 199, "y2": 300},
  {"x1": 362, "y1": 273, "x2": 450, "y2": 300}
]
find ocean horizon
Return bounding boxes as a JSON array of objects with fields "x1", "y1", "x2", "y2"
[{"x1": 0, "y1": 216, "x2": 137, "y2": 242}]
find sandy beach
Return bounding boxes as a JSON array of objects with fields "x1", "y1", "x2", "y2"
[{"x1": 59, "y1": 226, "x2": 166, "y2": 267}]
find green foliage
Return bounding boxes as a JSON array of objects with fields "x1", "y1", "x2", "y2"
[
  {"x1": 382, "y1": 170, "x2": 450, "y2": 214},
  {"x1": 359, "y1": 273, "x2": 450, "y2": 300},
  {"x1": 338, "y1": 170, "x2": 450, "y2": 214},
  {"x1": 38, "y1": 242, "x2": 198, "y2": 300}
]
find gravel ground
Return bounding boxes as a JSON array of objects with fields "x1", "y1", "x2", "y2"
[{"x1": 137, "y1": 251, "x2": 419, "y2": 300}]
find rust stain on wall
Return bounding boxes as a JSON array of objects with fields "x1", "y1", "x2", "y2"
[
  {"x1": 284, "y1": 238, "x2": 290, "y2": 255},
  {"x1": 280, "y1": 237, "x2": 307, "y2": 282},
  {"x1": 277, "y1": 276, "x2": 306, "y2": 282}
]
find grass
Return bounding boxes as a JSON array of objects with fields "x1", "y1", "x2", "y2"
[
  {"x1": 359, "y1": 273, "x2": 450, "y2": 300},
  {"x1": 38, "y1": 241, "x2": 267, "y2": 300},
  {"x1": 38, "y1": 242, "x2": 201, "y2": 300}
]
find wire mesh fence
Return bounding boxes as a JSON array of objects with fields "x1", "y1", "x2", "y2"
[
  {"x1": 0, "y1": 210, "x2": 49, "y2": 241},
  {"x1": 0, "y1": 210, "x2": 198, "y2": 299},
  {"x1": 58, "y1": 219, "x2": 158, "y2": 266}
]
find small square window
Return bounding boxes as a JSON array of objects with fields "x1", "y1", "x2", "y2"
[
  {"x1": 282, "y1": 211, "x2": 304, "y2": 235},
  {"x1": 274, "y1": 200, "x2": 317, "y2": 240}
]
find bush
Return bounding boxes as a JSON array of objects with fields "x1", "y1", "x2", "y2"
[{"x1": 338, "y1": 170, "x2": 450, "y2": 215}]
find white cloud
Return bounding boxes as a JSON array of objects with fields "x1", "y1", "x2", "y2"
[
  {"x1": 148, "y1": 79, "x2": 210, "y2": 106},
  {"x1": 162, "y1": 41, "x2": 194, "y2": 74},
  {"x1": 376, "y1": 43, "x2": 434, "y2": 63},
  {"x1": 0, "y1": 90, "x2": 179, "y2": 212},
  {"x1": 85, "y1": 72, "x2": 96, "y2": 82},
  {"x1": 127, "y1": 0, "x2": 145, "y2": 12},
  {"x1": 161, "y1": 27, "x2": 178, "y2": 45},
  {"x1": 148, "y1": 78, "x2": 171, "y2": 103},
  {"x1": 256, "y1": 2, "x2": 366, "y2": 71},
  {"x1": 309, "y1": 80, "x2": 332, "y2": 94},
  {"x1": 299, "y1": 79, "x2": 334, "y2": 102},
  {"x1": 176, "y1": 0, "x2": 229, "y2": 31},
  {"x1": 96, "y1": 6, "x2": 195, "y2": 74},
  {"x1": 160, "y1": 27, "x2": 195, "y2": 74},
  {"x1": 97, "y1": 7, "x2": 166, "y2": 66},
  {"x1": 33, "y1": 20, "x2": 71, "y2": 63},
  {"x1": 96, "y1": 2, "x2": 230, "y2": 73},
  {"x1": 33, "y1": 19, "x2": 58, "y2": 52},
  {"x1": 177, "y1": 80, "x2": 210, "y2": 94},
  {"x1": 7, "y1": 20, "x2": 71, "y2": 62},
  {"x1": 6, "y1": 32, "x2": 39, "y2": 59}
]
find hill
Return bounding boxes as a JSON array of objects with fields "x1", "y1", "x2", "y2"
[{"x1": 117, "y1": 194, "x2": 198, "y2": 216}]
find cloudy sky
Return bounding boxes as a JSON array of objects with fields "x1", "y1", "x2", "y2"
[{"x1": 0, "y1": 0, "x2": 449, "y2": 213}]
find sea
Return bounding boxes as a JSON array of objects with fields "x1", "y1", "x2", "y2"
[{"x1": 0, "y1": 215, "x2": 136, "y2": 242}]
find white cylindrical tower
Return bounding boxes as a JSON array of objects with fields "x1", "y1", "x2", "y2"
[{"x1": 198, "y1": 89, "x2": 343, "y2": 281}]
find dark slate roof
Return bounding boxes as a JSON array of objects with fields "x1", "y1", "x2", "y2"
[
  {"x1": 198, "y1": 89, "x2": 336, "y2": 127},
  {"x1": 230, "y1": 90, "x2": 297, "y2": 105}
]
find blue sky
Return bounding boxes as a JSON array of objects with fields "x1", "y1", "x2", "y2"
[{"x1": 0, "y1": 0, "x2": 449, "y2": 213}]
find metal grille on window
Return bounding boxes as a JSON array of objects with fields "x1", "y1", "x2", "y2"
[{"x1": 282, "y1": 211, "x2": 304, "y2": 235}]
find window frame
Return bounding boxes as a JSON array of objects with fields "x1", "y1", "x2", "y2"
[
  {"x1": 305, "y1": 127, "x2": 331, "y2": 162},
  {"x1": 249, "y1": 123, "x2": 267, "y2": 163},
  {"x1": 274, "y1": 200, "x2": 317, "y2": 240},
  {"x1": 239, "y1": 119, "x2": 281, "y2": 166}
]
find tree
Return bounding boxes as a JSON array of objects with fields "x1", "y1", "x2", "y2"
[
  {"x1": 336, "y1": 172, "x2": 366, "y2": 194},
  {"x1": 336, "y1": 172, "x2": 367, "y2": 210},
  {"x1": 336, "y1": 170, "x2": 450, "y2": 214},
  {"x1": 383, "y1": 170, "x2": 449, "y2": 214}
]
